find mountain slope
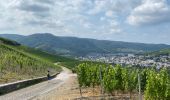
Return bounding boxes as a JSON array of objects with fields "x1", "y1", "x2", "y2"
[
  {"x1": 147, "y1": 48, "x2": 170, "y2": 56},
  {"x1": 0, "y1": 37, "x2": 61, "y2": 84},
  {"x1": 1, "y1": 33, "x2": 170, "y2": 56},
  {"x1": 0, "y1": 37, "x2": 20, "y2": 46},
  {"x1": 0, "y1": 34, "x2": 25, "y2": 41}
]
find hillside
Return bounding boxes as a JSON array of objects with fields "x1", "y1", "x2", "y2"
[
  {"x1": 13, "y1": 46, "x2": 76, "y2": 63},
  {"x1": 1, "y1": 33, "x2": 170, "y2": 56},
  {"x1": 14, "y1": 45, "x2": 80, "y2": 70},
  {"x1": 0, "y1": 37, "x2": 20, "y2": 46},
  {"x1": 147, "y1": 48, "x2": 170, "y2": 56},
  {"x1": 0, "y1": 37, "x2": 61, "y2": 84}
]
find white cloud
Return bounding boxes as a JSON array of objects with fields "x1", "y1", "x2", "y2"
[
  {"x1": 0, "y1": 0, "x2": 126, "y2": 38},
  {"x1": 87, "y1": 0, "x2": 108, "y2": 15},
  {"x1": 88, "y1": 0, "x2": 141, "y2": 15},
  {"x1": 109, "y1": 20, "x2": 122, "y2": 33},
  {"x1": 127, "y1": 0, "x2": 170, "y2": 25},
  {"x1": 105, "y1": 10, "x2": 113, "y2": 17},
  {"x1": 1, "y1": 0, "x2": 170, "y2": 44}
]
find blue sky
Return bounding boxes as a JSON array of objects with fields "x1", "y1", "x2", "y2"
[{"x1": 0, "y1": 0, "x2": 170, "y2": 44}]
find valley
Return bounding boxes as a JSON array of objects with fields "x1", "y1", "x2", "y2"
[
  {"x1": 1, "y1": 0, "x2": 170, "y2": 99},
  {"x1": 0, "y1": 35, "x2": 170, "y2": 100}
]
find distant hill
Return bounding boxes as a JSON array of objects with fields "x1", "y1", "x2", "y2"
[
  {"x1": 0, "y1": 34, "x2": 25, "y2": 41},
  {"x1": 1, "y1": 33, "x2": 170, "y2": 56},
  {"x1": 0, "y1": 37, "x2": 20, "y2": 46}
]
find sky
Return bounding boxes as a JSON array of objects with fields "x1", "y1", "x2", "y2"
[{"x1": 0, "y1": 0, "x2": 170, "y2": 44}]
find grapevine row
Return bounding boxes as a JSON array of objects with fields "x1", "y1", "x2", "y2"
[
  {"x1": 76, "y1": 63, "x2": 170, "y2": 100},
  {"x1": 0, "y1": 44, "x2": 58, "y2": 83}
]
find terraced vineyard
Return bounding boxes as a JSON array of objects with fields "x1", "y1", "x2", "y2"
[{"x1": 0, "y1": 37, "x2": 61, "y2": 84}]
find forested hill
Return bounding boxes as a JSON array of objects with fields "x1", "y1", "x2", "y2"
[
  {"x1": 147, "y1": 48, "x2": 170, "y2": 56},
  {"x1": 0, "y1": 37, "x2": 20, "y2": 46},
  {"x1": 1, "y1": 33, "x2": 170, "y2": 56},
  {"x1": 0, "y1": 37, "x2": 61, "y2": 84}
]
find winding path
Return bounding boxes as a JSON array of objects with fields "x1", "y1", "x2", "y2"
[{"x1": 0, "y1": 67, "x2": 75, "y2": 100}]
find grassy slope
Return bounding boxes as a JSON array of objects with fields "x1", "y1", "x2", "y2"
[
  {"x1": 14, "y1": 46, "x2": 109, "y2": 71},
  {"x1": 0, "y1": 38, "x2": 62, "y2": 84},
  {"x1": 0, "y1": 37, "x2": 100, "y2": 72},
  {"x1": 11, "y1": 46, "x2": 74, "y2": 62},
  {"x1": 11, "y1": 45, "x2": 81, "y2": 69},
  {"x1": 0, "y1": 36, "x2": 73, "y2": 63}
]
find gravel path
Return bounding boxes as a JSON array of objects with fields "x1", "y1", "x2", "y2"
[{"x1": 0, "y1": 67, "x2": 73, "y2": 100}]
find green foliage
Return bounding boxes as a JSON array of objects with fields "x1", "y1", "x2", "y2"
[
  {"x1": 114, "y1": 64, "x2": 124, "y2": 90},
  {"x1": 76, "y1": 63, "x2": 170, "y2": 99},
  {"x1": 126, "y1": 69, "x2": 138, "y2": 92},
  {"x1": 140, "y1": 69, "x2": 147, "y2": 92},
  {"x1": 76, "y1": 63, "x2": 138, "y2": 95},
  {"x1": 76, "y1": 63, "x2": 101, "y2": 87},
  {"x1": 145, "y1": 68, "x2": 170, "y2": 100},
  {"x1": 103, "y1": 65, "x2": 117, "y2": 93}
]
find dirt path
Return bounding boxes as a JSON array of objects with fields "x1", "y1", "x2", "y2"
[
  {"x1": 31, "y1": 68, "x2": 102, "y2": 100},
  {"x1": 0, "y1": 67, "x2": 76, "y2": 100},
  {"x1": 30, "y1": 67, "x2": 82, "y2": 100}
]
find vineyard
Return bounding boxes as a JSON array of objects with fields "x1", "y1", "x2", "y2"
[
  {"x1": 0, "y1": 39, "x2": 61, "y2": 84},
  {"x1": 76, "y1": 63, "x2": 170, "y2": 100}
]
